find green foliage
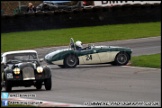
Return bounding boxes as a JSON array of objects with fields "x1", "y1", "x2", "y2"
[
  {"x1": 131, "y1": 54, "x2": 161, "y2": 68},
  {"x1": 1, "y1": 22, "x2": 161, "y2": 52}
]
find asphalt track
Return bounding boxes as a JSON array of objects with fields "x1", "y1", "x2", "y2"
[{"x1": 2, "y1": 36, "x2": 161, "y2": 107}]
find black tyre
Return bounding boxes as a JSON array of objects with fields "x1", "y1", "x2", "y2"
[
  {"x1": 44, "y1": 77, "x2": 52, "y2": 90},
  {"x1": 35, "y1": 81, "x2": 42, "y2": 90},
  {"x1": 5, "y1": 81, "x2": 12, "y2": 92},
  {"x1": 114, "y1": 52, "x2": 129, "y2": 65},
  {"x1": 64, "y1": 54, "x2": 78, "y2": 68}
]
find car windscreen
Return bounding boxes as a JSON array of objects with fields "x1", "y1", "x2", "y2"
[{"x1": 6, "y1": 53, "x2": 38, "y2": 62}]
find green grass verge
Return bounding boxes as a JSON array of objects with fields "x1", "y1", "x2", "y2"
[
  {"x1": 131, "y1": 53, "x2": 161, "y2": 68},
  {"x1": 1, "y1": 22, "x2": 161, "y2": 52}
]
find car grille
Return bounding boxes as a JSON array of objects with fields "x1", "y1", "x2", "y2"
[{"x1": 22, "y1": 67, "x2": 35, "y2": 80}]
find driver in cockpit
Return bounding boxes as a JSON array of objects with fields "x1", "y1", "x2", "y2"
[
  {"x1": 75, "y1": 41, "x2": 83, "y2": 51},
  {"x1": 75, "y1": 40, "x2": 92, "y2": 51}
]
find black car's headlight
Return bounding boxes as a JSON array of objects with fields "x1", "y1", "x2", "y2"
[
  {"x1": 13, "y1": 68, "x2": 20, "y2": 74},
  {"x1": 37, "y1": 66, "x2": 43, "y2": 73}
]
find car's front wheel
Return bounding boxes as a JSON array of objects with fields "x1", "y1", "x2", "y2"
[
  {"x1": 64, "y1": 54, "x2": 78, "y2": 68},
  {"x1": 44, "y1": 78, "x2": 52, "y2": 90},
  {"x1": 113, "y1": 52, "x2": 129, "y2": 65}
]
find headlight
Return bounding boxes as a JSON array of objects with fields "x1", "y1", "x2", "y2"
[
  {"x1": 37, "y1": 66, "x2": 43, "y2": 73},
  {"x1": 13, "y1": 68, "x2": 20, "y2": 74}
]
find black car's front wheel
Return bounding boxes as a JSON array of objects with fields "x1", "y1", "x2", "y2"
[
  {"x1": 64, "y1": 54, "x2": 78, "y2": 68},
  {"x1": 44, "y1": 78, "x2": 52, "y2": 90},
  {"x1": 113, "y1": 52, "x2": 129, "y2": 65}
]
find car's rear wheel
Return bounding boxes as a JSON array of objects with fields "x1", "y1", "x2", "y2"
[
  {"x1": 44, "y1": 78, "x2": 52, "y2": 90},
  {"x1": 64, "y1": 54, "x2": 78, "y2": 68},
  {"x1": 113, "y1": 52, "x2": 129, "y2": 65},
  {"x1": 35, "y1": 81, "x2": 42, "y2": 90}
]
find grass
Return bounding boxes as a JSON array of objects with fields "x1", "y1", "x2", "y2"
[
  {"x1": 1, "y1": 22, "x2": 161, "y2": 52},
  {"x1": 131, "y1": 53, "x2": 161, "y2": 68}
]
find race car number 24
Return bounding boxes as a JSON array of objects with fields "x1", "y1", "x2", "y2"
[{"x1": 86, "y1": 55, "x2": 92, "y2": 61}]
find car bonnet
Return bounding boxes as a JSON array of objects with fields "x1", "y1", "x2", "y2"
[{"x1": 45, "y1": 48, "x2": 70, "y2": 60}]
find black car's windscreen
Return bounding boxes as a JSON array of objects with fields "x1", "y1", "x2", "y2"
[{"x1": 6, "y1": 53, "x2": 37, "y2": 62}]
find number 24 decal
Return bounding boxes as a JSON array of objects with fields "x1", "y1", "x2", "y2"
[{"x1": 86, "y1": 55, "x2": 92, "y2": 61}]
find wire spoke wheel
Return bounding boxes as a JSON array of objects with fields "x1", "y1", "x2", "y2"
[
  {"x1": 115, "y1": 52, "x2": 129, "y2": 65},
  {"x1": 65, "y1": 54, "x2": 78, "y2": 68}
]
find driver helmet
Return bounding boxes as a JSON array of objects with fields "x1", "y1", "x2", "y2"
[{"x1": 75, "y1": 41, "x2": 83, "y2": 48}]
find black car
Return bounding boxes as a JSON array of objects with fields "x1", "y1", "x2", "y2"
[{"x1": 1, "y1": 50, "x2": 52, "y2": 92}]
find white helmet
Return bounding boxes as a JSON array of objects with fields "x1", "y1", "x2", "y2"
[{"x1": 75, "y1": 41, "x2": 83, "y2": 48}]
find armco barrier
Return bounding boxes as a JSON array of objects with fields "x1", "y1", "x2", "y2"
[{"x1": 1, "y1": 4, "x2": 161, "y2": 33}]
